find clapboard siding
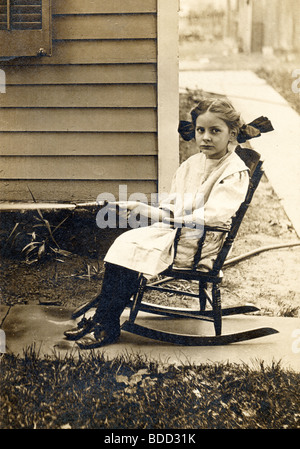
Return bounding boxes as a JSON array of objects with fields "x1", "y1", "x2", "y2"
[
  {"x1": 0, "y1": 85, "x2": 157, "y2": 107},
  {"x1": 0, "y1": 133, "x2": 157, "y2": 156},
  {"x1": 0, "y1": 181, "x2": 158, "y2": 202},
  {"x1": 0, "y1": 1, "x2": 160, "y2": 202},
  {"x1": 1, "y1": 156, "x2": 157, "y2": 180},
  {"x1": 2, "y1": 40, "x2": 157, "y2": 65},
  {"x1": 53, "y1": 14, "x2": 157, "y2": 40},
  {"x1": 4, "y1": 64, "x2": 157, "y2": 85},
  {"x1": 52, "y1": 0, "x2": 157, "y2": 15},
  {"x1": 0, "y1": 108, "x2": 156, "y2": 132}
]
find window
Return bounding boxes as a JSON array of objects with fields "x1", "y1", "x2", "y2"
[{"x1": 0, "y1": 0, "x2": 52, "y2": 57}]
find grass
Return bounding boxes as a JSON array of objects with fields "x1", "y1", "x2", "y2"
[{"x1": 1, "y1": 349, "x2": 299, "y2": 429}]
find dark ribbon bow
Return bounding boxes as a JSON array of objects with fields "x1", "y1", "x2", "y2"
[
  {"x1": 178, "y1": 116, "x2": 274, "y2": 142},
  {"x1": 177, "y1": 120, "x2": 196, "y2": 141},
  {"x1": 236, "y1": 116, "x2": 274, "y2": 143}
]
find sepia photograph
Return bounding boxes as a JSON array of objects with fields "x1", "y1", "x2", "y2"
[{"x1": 0, "y1": 0, "x2": 299, "y2": 433}]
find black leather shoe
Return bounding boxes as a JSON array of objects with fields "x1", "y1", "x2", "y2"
[
  {"x1": 64, "y1": 317, "x2": 95, "y2": 341},
  {"x1": 76, "y1": 328, "x2": 120, "y2": 349}
]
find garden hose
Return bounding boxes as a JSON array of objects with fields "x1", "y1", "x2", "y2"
[{"x1": 223, "y1": 241, "x2": 300, "y2": 268}]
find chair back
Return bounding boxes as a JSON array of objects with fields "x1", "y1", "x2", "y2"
[
  {"x1": 235, "y1": 145, "x2": 262, "y2": 176},
  {"x1": 210, "y1": 146, "x2": 264, "y2": 274}
]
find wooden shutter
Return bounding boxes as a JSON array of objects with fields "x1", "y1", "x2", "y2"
[{"x1": 0, "y1": 0, "x2": 52, "y2": 57}]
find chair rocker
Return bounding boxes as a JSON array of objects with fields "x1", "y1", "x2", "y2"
[
  {"x1": 72, "y1": 146, "x2": 278, "y2": 345},
  {"x1": 121, "y1": 146, "x2": 279, "y2": 345}
]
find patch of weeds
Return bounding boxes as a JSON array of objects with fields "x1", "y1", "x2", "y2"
[
  {"x1": 4, "y1": 208, "x2": 72, "y2": 267},
  {"x1": 276, "y1": 296, "x2": 299, "y2": 317}
]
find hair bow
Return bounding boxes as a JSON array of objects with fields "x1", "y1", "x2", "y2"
[
  {"x1": 237, "y1": 116, "x2": 274, "y2": 143},
  {"x1": 177, "y1": 120, "x2": 195, "y2": 141}
]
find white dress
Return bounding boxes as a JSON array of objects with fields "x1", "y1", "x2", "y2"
[{"x1": 104, "y1": 149, "x2": 249, "y2": 277}]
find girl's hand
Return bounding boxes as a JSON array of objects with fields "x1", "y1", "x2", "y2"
[
  {"x1": 163, "y1": 216, "x2": 185, "y2": 227},
  {"x1": 163, "y1": 216, "x2": 198, "y2": 228},
  {"x1": 108, "y1": 201, "x2": 140, "y2": 211}
]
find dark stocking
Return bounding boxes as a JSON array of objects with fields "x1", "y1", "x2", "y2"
[{"x1": 92, "y1": 263, "x2": 140, "y2": 334}]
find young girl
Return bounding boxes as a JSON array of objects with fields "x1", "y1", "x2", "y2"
[{"x1": 64, "y1": 97, "x2": 273, "y2": 348}]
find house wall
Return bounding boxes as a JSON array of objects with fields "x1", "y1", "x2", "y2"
[{"x1": 0, "y1": 0, "x2": 179, "y2": 203}]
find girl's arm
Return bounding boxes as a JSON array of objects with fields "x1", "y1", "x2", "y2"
[{"x1": 108, "y1": 201, "x2": 172, "y2": 223}]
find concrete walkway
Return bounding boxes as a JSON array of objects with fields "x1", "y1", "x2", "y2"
[
  {"x1": 1, "y1": 305, "x2": 299, "y2": 371},
  {"x1": 179, "y1": 70, "x2": 300, "y2": 238}
]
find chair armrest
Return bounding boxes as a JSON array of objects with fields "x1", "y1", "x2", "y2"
[
  {"x1": 203, "y1": 224, "x2": 230, "y2": 233},
  {"x1": 163, "y1": 217, "x2": 230, "y2": 233}
]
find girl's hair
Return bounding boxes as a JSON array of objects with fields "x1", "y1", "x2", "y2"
[
  {"x1": 190, "y1": 97, "x2": 242, "y2": 135},
  {"x1": 178, "y1": 97, "x2": 273, "y2": 143}
]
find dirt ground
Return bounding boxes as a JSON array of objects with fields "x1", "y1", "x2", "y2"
[{"x1": 0, "y1": 171, "x2": 299, "y2": 319}]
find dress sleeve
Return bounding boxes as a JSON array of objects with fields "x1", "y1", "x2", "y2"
[
  {"x1": 192, "y1": 170, "x2": 249, "y2": 227},
  {"x1": 158, "y1": 165, "x2": 182, "y2": 215}
]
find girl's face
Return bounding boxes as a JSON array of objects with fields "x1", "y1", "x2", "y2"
[{"x1": 195, "y1": 111, "x2": 236, "y2": 159}]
